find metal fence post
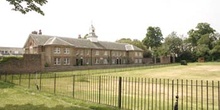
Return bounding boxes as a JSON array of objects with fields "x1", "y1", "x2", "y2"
[
  {"x1": 118, "y1": 77, "x2": 122, "y2": 109},
  {"x1": 99, "y1": 76, "x2": 101, "y2": 104},
  {"x1": 73, "y1": 75, "x2": 75, "y2": 98},
  {"x1": 5, "y1": 73, "x2": 7, "y2": 82},
  {"x1": 54, "y1": 73, "x2": 56, "y2": 94},
  {"x1": 28, "y1": 73, "x2": 30, "y2": 88},
  {"x1": 40, "y1": 72, "x2": 42, "y2": 91}
]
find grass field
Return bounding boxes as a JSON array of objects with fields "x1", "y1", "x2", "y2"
[
  {"x1": 1, "y1": 62, "x2": 220, "y2": 110},
  {"x1": 0, "y1": 81, "x2": 119, "y2": 110},
  {"x1": 96, "y1": 62, "x2": 220, "y2": 80}
]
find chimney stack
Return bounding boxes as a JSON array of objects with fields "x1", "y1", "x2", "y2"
[
  {"x1": 31, "y1": 31, "x2": 38, "y2": 34},
  {"x1": 39, "y1": 30, "x2": 42, "y2": 35},
  {"x1": 78, "y1": 34, "x2": 82, "y2": 39}
]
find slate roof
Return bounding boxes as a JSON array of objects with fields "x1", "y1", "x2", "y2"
[{"x1": 25, "y1": 34, "x2": 143, "y2": 51}]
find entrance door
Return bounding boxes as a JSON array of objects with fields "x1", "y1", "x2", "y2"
[
  {"x1": 76, "y1": 59, "x2": 79, "y2": 66},
  {"x1": 80, "y1": 59, "x2": 83, "y2": 66}
]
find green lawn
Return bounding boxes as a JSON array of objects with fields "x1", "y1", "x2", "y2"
[
  {"x1": 96, "y1": 62, "x2": 220, "y2": 80},
  {"x1": 0, "y1": 81, "x2": 119, "y2": 110},
  {"x1": 1, "y1": 62, "x2": 220, "y2": 110}
]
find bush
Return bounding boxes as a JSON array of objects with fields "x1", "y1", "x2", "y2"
[
  {"x1": 0, "y1": 57, "x2": 22, "y2": 64},
  {"x1": 180, "y1": 60, "x2": 187, "y2": 65}
]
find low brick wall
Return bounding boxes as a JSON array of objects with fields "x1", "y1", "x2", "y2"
[{"x1": 0, "y1": 54, "x2": 42, "y2": 74}]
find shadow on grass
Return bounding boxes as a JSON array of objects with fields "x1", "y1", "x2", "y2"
[
  {"x1": 0, "y1": 81, "x2": 15, "y2": 89},
  {"x1": 0, "y1": 104, "x2": 89, "y2": 110},
  {"x1": 0, "y1": 104, "x2": 120, "y2": 110}
]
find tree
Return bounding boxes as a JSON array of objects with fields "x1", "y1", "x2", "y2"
[
  {"x1": 142, "y1": 26, "x2": 163, "y2": 63},
  {"x1": 187, "y1": 22, "x2": 216, "y2": 61},
  {"x1": 188, "y1": 23, "x2": 215, "y2": 47},
  {"x1": 142, "y1": 26, "x2": 163, "y2": 49},
  {"x1": 6, "y1": 0, "x2": 48, "y2": 15},
  {"x1": 164, "y1": 32, "x2": 183, "y2": 56}
]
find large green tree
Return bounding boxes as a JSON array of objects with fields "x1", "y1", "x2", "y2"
[
  {"x1": 187, "y1": 23, "x2": 215, "y2": 47},
  {"x1": 187, "y1": 22, "x2": 218, "y2": 61},
  {"x1": 142, "y1": 26, "x2": 163, "y2": 49},
  {"x1": 142, "y1": 26, "x2": 163, "y2": 63},
  {"x1": 6, "y1": 0, "x2": 47, "y2": 15},
  {"x1": 163, "y1": 32, "x2": 183, "y2": 56}
]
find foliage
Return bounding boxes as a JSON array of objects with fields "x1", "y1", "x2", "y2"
[
  {"x1": 116, "y1": 38, "x2": 147, "y2": 51},
  {"x1": 164, "y1": 32, "x2": 183, "y2": 56},
  {"x1": 0, "y1": 57, "x2": 22, "y2": 64},
  {"x1": 142, "y1": 26, "x2": 163, "y2": 49},
  {"x1": 180, "y1": 60, "x2": 187, "y2": 65},
  {"x1": 6, "y1": 0, "x2": 47, "y2": 15}
]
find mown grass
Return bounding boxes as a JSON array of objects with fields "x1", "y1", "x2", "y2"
[
  {"x1": 96, "y1": 62, "x2": 220, "y2": 80},
  {"x1": 0, "y1": 81, "x2": 120, "y2": 110}
]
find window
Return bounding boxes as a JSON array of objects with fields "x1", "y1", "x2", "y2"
[
  {"x1": 123, "y1": 52, "x2": 126, "y2": 56},
  {"x1": 64, "y1": 48, "x2": 70, "y2": 54},
  {"x1": 80, "y1": 50, "x2": 83, "y2": 55},
  {"x1": 85, "y1": 58, "x2": 90, "y2": 65},
  {"x1": 64, "y1": 58, "x2": 70, "y2": 65},
  {"x1": 112, "y1": 52, "x2": 115, "y2": 56},
  {"x1": 95, "y1": 58, "x2": 99, "y2": 64},
  {"x1": 135, "y1": 59, "x2": 138, "y2": 63},
  {"x1": 123, "y1": 59, "x2": 126, "y2": 64},
  {"x1": 76, "y1": 50, "x2": 79, "y2": 55},
  {"x1": 112, "y1": 59, "x2": 115, "y2": 64},
  {"x1": 135, "y1": 52, "x2": 138, "y2": 56},
  {"x1": 139, "y1": 59, "x2": 142, "y2": 64},
  {"x1": 86, "y1": 50, "x2": 90, "y2": 56},
  {"x1": 104, "y1": 51, "x2": 108, "y2": 56},
  {"x1": 54, "y1": 58, "x2": 61, "y2": 65},
  {"x1": 139, "y1": 52, "x2": 142, "y2": 57},
  {"x1": 54, "y1": 47, "x2": 60, "y2": 54},
  {"x1": 104, "y1": 59, "x2": 108, "y2": 64},
  {"x1": 95, "y1": 50, "x2": 99, "y2": 55}
]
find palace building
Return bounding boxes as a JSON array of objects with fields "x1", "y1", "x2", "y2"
[{"x1": 23, "y1": 25, "x2": 143, "y2": 67}]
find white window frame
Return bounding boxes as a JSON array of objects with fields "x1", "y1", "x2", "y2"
[
  {"x1": 103, "y1": 59, "x2": 108, "y2": 64},
  {"x1": 123, "y1": 52, "x2": 126, "y2": 56},
  {"x1": 54, "y1": 58, "x2": 61, "y2": 65},
  {"x1": 63, "y1": 58, "x2": 70, "y2": 65},
  {"x1": 95, "y1": 58, "x2": 99, "y2": 64},
  {"x1": 64, "y1": 48, "x2": 70, "y2": 54},
  {"x1": 54, "y1": 47, "x2": 60, "y2": 54}
]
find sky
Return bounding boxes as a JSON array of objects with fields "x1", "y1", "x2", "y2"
[{"x1": 0, "y1": 0, "x2": 220, "y2": 47}]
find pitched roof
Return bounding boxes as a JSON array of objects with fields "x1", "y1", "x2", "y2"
[{"x1": 25, "y1": 34, "x2": 143, "y2": 51}]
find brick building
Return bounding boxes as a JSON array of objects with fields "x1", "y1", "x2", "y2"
[{"x1": 23, "y1": 25, "x2": 143, "y2": 67}]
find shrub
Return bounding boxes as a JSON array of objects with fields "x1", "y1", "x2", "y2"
[
  {"x1": 44, "y1": 62, "x2": 49, "y2": 67},
  {"x1": 0, "y1": 57, "x2": 22, "y2": 64},
  {"x1": 180, "y1": 60, "x2": 187, "y2": 65}
]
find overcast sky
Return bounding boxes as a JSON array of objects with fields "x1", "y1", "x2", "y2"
[{"x1": 0, "y1": 0, "x2": 219, "y2": 47}]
